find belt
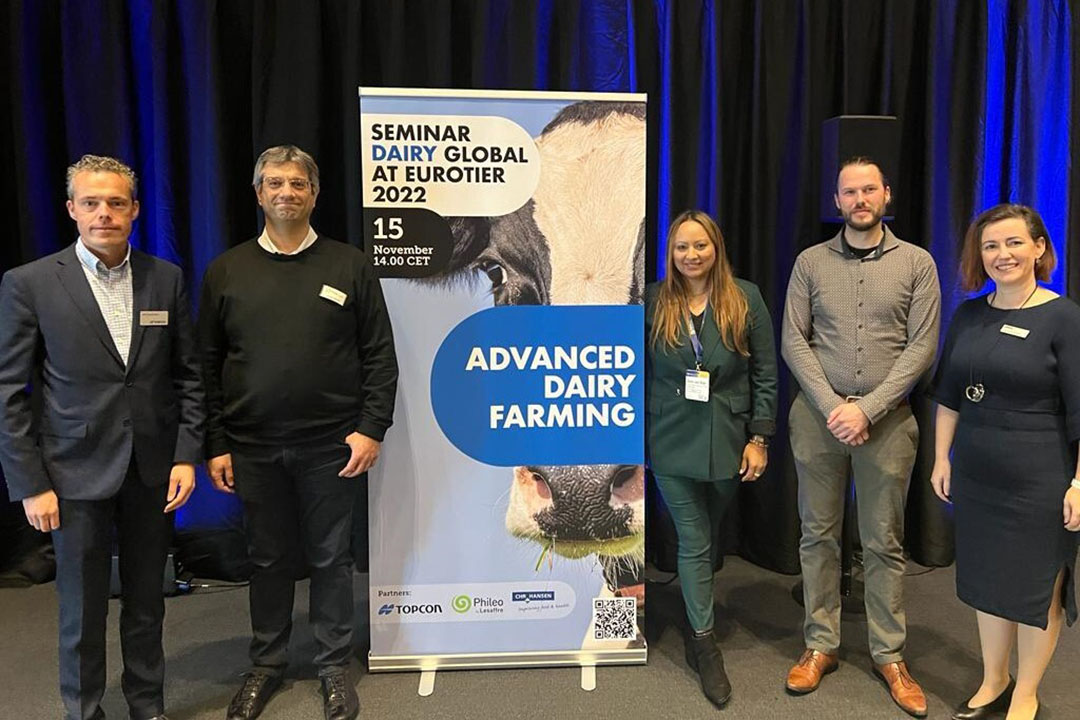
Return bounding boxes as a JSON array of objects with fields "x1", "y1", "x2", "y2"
[{"x1": 844, "y1": 394, "x2": 909, "y2": 407}]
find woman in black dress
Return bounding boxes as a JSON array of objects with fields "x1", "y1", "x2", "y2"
[{"x1": 930, "y1": 204, "x2": 1080, "y2": 720}]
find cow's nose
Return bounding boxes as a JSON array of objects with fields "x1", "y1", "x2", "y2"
[{"x1": 529, "y1": 470, "x2": 552, "y2": 500}]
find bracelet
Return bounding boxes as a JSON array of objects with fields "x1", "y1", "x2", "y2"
[
  {"x1": 1071, "y1": 478, "x2": 1080, "y2": 492},
  {"x1": 749, "y1": 435, "x2": 769, "y2": 448}
]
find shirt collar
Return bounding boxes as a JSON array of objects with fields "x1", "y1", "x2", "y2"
[
  {"x1": 827, "y1": 224, "x2": 900, "y2": 259},
  {"x1": 258, "y1": 226, "x2": 318, "y2": 255},
  {"x1": 75, "y1": 237, "x2": 131, "y2": 273}
]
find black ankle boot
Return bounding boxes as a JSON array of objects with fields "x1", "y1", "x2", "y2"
[{"x1": 686, "y1": 630, "x2": 732, "y2": 708}]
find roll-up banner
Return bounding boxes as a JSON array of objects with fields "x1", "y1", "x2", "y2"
[{"x1": 360, "y1": 88, "x2": 646, "y2": 671}]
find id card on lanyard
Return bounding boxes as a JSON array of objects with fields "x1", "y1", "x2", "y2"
[{"x1": 684, "y1": 310, "x2": 709, "y2": 402}]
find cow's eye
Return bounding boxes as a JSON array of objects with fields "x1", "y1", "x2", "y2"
[{"x1": 477, "y1": 259, "x2": 506, "y2": 289}]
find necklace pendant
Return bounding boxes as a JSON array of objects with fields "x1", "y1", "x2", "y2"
[{"x1": 965, "y1": 383, "x2": 985, "y2": 403}]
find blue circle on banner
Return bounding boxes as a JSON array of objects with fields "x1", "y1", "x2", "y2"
[{"x1": 430, "y1": 305, "x2": 644, "y2": 467}]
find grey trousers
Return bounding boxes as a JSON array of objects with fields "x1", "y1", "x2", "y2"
[{"x1": 789, "y1": 392, "x2": 918, "y2": 664}]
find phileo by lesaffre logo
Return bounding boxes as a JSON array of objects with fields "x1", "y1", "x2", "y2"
[{"x1": 450, "y1": 594, "x2": 504, "y2": 615}]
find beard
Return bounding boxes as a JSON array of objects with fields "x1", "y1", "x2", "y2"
[{"x1": 842, "y1": 205, "x2": 883, "y2": 231}]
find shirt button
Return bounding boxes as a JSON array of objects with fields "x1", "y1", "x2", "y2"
[
  {"x1": 858, "y1": 279, "x2": 864, "y2": 284},
  {"x1": 122, "y1": 419, "x2": 131, "y2": 427},
  {"x1": 857, "y1": 347, "x2": 863, "y2": 352},
  {"x1": 856, "y1": 370, "x2": 862, "y2": 376},
  {"x1": 858, "y1": 324, "x2": 863, "y2": 329},
  {"x1": 858, "y1": 302, "x2": 864, "y2": 307}
]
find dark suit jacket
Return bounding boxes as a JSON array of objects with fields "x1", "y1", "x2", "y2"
[
  {"x1": 0, "y1": 244, "x2": 204, "y2": 501},
  {"x1": 645, "y1": 279, "x2": 778, "y2": 480}
]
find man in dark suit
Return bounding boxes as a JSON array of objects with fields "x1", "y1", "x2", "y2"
[{"x1": 0, "y1": 154, "x2": 205, "y2": 720}]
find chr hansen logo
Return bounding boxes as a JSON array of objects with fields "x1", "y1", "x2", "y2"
[{"x1": 512, "y1": 591, "x2": 555, "y2": 603}]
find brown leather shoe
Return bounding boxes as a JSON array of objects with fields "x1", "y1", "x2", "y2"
[
  {"x1": 873, "y1": 660, "x2": 928, "y2": 718},
  {"x1": 785, "y1": 649, "x2": 839, "y2": 694}
]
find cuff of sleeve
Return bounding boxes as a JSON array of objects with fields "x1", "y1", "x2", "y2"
[
  {"x1": 173, "y1": 434, "x2": 204, "y2": 465},
  {"x1": 7, "y1": 472, "x2": 53, "y2": 502},
  {"x1": 810, "y1": 392, "x2": 844, "y2": 419},
  {"x1": 356, "y1": 419, "x2": 388, "y2": 443},
  {"x1": 748, "y1": 419, "x2": 776, "y2": 436},
  {"x1": 855, "y1": 398, "x2": 888, "y2": 425},
  {"x1": 928, "y1": 389, "x2": 960, "y2": 412},
  {"x1": 206, "y1": 435, "x2": 230, "y2": 459}
]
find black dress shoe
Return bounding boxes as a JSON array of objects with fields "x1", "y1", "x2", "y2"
[
  {"x1": 686, "y1": 630, "x2": 732, "y2": 708},
  {"x1": 226, "y1": 671, "x2": 283, "y2": 720},
  {"x1": 951, "y1": 678, "x2": 1015, "y2": 720},
  {"x1": 320, "y1": 670, "x2": 359, "y2": 720}
]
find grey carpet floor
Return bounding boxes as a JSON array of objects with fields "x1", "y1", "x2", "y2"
[{"x1": 1, "y1": 557, "x2": 1077, "y2": 720}]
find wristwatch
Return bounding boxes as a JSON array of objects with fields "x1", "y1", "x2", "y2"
[{"x1": 749, "y1": 434, "x2": 769, "y2": 448}]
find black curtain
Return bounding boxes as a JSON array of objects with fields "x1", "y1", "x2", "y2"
[{"x1": 1, "y1": 0, "x2": 1076, "y2": 576}]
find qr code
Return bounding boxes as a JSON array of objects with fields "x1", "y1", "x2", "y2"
[{"x1": 592, "y1": 597, "x2": 637, "y2": 641}]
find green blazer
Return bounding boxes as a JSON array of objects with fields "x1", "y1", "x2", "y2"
[{"x1": 644, "y1": 279, "x2": 778, "y2": 480}]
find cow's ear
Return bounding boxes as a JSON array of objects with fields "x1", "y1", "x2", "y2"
[{"x1": 442, "y1": 216, "x2": 491, "y2": 276}]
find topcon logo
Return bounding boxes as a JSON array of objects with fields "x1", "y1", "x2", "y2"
[{"x1": 378, "y1": 603, "x2": 444, "y2": 616}]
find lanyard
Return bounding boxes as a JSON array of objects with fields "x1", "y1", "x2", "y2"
[{"x1": 686, "y1": 308, "x2": 705, "y2": 370}]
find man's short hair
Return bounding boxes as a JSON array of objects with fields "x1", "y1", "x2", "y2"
[
  {"x1": 66, "y1": 155, "x2": 138, "y2": 200},
  {"x1": 837, "y1": 155, "x2": 890, "y2": 189},
  {"x1": 252, "y1": 145, "x2": 320, "y2": 193}
]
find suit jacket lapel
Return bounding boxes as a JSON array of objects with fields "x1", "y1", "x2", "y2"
[
  {"x1": 698, "y1": 308, "x2": 724, "y2": 368},
  {"x1": 56, "y1": 246, "x2": 125, "y2": 368},
  {"x1": 126, "y1": 250, "x2": 151, "y2": 374}
]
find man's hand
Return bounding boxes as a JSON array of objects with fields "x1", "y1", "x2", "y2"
[
  {"x1": 340, "y1": 432, "x2": 381, "y2": 478},
  {"x1": 22, "y1": 489, "x2": 60, "y2": 532},
  {"x1": 164, "y1": 463, "x2": 196, "y2": 513},
  {"x1": 207, "y1": 453, "x2": 235, "y2": 494},
  {"x1": 826, "y1": 403, "x2": 870, "y2": 445}
]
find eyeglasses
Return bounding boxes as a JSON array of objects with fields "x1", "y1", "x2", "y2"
[{"x1": 262, "y1": 177, "x2": 312, "y2": 191}]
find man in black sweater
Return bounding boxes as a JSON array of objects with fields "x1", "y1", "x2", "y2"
[{"x1": 198, "y1": 145, "x2": 397, "y2": 720}]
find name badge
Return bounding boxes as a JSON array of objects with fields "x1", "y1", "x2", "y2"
[
  {"x1": 1000, "y1": 324, "x2": 1030, "y2": 339},
  {"x1": 685, "y1": 369, "x2": 710, "y2": 403},
  {"x1": 139, "y1": 310, "x2": 168, "y2": 326},
  {"x1": 319, "y1": 284, "x2": 347, "y2": 306}
]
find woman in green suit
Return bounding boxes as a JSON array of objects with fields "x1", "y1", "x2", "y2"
[{"x1": 646, "y1": 210, "x2": 778, "y2": 708}]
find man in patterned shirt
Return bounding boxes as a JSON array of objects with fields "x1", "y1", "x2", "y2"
[
  {"x1": 781, "y1": 157, "x2": 940, "y2": 717},
  {"x1": 0, "y1": 155, "x2": 204, "y2": 720}
]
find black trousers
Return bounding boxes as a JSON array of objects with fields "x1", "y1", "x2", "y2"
[
  {"x1": 231, "y1": 439, "x2": 359, "y2": 674},
  {"x1": 52, "y1": 462, "x2": 171, "y2": 720}
]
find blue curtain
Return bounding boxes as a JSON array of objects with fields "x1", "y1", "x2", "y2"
[{"x1": 0, "y1": 0, "x2": 1075, "y2": 572}]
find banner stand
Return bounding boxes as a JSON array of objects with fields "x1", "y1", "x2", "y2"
[
  {"x1": 368, "y1": 646, "x2": 647, "y2": 673},
  {"x1": 361, "y1": 87, "x2": 648, "y2": 674}
]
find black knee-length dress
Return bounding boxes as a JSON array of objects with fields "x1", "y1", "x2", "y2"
[{"x1": 931, "y1": 295, "x2": 1080, "y2": 628}]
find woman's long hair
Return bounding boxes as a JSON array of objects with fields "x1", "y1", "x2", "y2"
[{"x1": 650, "y1": 210, "x2": 749, "y2": 356}]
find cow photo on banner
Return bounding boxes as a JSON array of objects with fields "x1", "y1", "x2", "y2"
[{"x1": 360, "y1": 88, "x2": 647, "y2": 669}]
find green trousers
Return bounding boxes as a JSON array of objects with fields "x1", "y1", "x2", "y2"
[{"x1": 654, "y1": 474, "x2": 740, "y2": 633}]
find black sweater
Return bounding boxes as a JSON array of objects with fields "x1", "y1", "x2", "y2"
[{"x1": 198, "y1": 237, "x2": 398, "y2": 456}]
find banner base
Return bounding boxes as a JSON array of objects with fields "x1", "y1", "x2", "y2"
[{"x1": 368, "y1": 643, "x2": 647, "y2": 672}]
